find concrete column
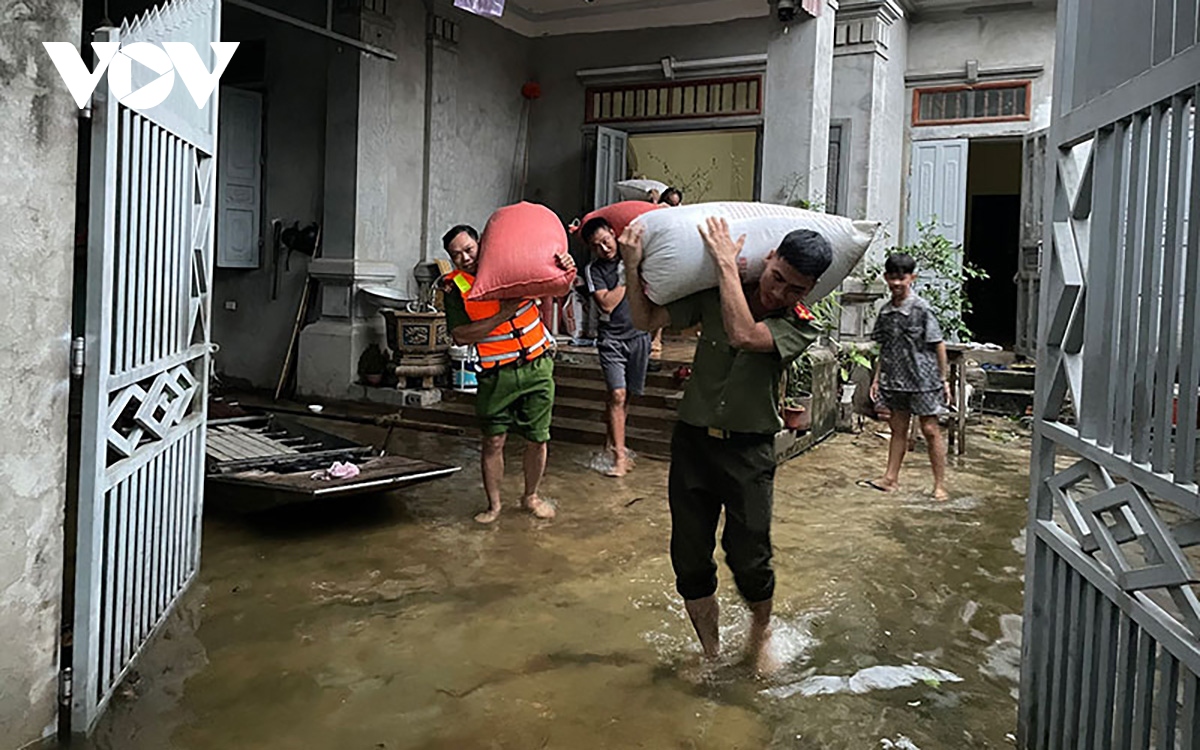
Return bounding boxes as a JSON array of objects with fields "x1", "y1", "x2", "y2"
[
  {"x1": 299, "y1": 4, "x2": 399, "y2": 399},
  {"x1": 423, "y1": 33, "x2": 460, "y2": 263},
  {"x1": 829, "y1": 1, "x2": 907, "y2": 340},
  {"x1": 0, "y1": 2, "x2": 80, "y2": 746},
  {"x1": 830, "y1": 0, "x2": 905, "y2": 227},
  {"x1": 761, "y1": 0, "x2": 838, "y2": 207}
]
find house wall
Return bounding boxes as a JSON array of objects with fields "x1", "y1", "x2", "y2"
[
  {"x1": 0, "y1": 2, "x2": 81, "y2": 746},
  {"x1": 527, "y1": 18, "x2": 769, "y2": 222},
  {"x1": 905, "y1": 10, "x2": 1057, "y2": 141},
  {"x1": 212, "y1": 1, "x2": 332, "y2": 389},
  {"x1": 421, "y1": 1, "x2": 535, "y2": 263},
  {"x1": 211, "y1": 1, "x2": 532, "y2": 390},
  {"x1": 899, "y1": 9, "x2": 1056, "y2": 244}
]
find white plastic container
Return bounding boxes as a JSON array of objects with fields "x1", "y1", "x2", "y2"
[{"x1": 449, "y1": 345, "x2": 479, "y2": 392}]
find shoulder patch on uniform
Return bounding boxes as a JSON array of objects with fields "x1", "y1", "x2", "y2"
[
  {"x1": 794, "y1": 302, "x2": 815, "y2": 321},
  {"x1": 452, "y1": 274, "x2": 472, "y2": 294}
]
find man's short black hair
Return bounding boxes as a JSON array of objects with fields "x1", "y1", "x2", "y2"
[
  {"x1": 442, "y1": 224, "x2": 478, "y2": 251},
  {"x1": 777, "y1": 229, "x2": 833, "y2": 281},
  {"x1": 581, "y1": 217, "x2": 614, "y2": 242},
  {"x1": 885, "y1": 252, "x2": 917, "y2": 276},
  {"x1": 659, "y1": 187, "x2": 683, "y2": 205}
]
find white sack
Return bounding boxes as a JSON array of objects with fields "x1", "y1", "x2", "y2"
[
  {"x1": 615, "y1": 178, "x2": 669, "y2": 203},
  {"x1": 634, "y1": 202, "x2": 880, "y2": 306}
]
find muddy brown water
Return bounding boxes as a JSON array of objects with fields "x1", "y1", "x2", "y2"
[{"x1": 78, "y1": 419, "x2": 1031, "y2": 750}]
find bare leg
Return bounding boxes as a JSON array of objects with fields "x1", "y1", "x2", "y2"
[
  {"x1": 477, "y1": 433, "x2": 507, "y2": 524},
  {"x1": 874, "y1": 410, "x2": 911, "y2": 491},
  {"x1": 522, "y1": 440, "x2": 555, "y2": 519},
  {"x1": 746, "y1": 598, "x2": 779, "y2": 675},
  {"x1": 920, "y1": 416, "x2": 949, "y2": 501},
  {"x1": 604, "y1": 388, "x2": 630, "y2": 477},
  {"x1": 684, "y1": 595, "x2": 721, "y2": 658}
]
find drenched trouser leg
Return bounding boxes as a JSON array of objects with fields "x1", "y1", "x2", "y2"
[{"x1": 669, "y1": 424, "x2": 777, "y2": 653}]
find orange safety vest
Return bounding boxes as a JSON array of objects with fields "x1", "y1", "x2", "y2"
[{"x1": 445, "y1": 270, "x2": 552, "y2": 370}]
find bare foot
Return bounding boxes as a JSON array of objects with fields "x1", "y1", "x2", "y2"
[
  {"x1": 474, "y1": 506, "x2": 501, "y2": 524},
  {"x1": 746, "y1": 630, "x2": 781, "y2": 677},
  {"x1": 932, "y1": 487, "x2": 950, "y2": 502},
  {"x1": 678, "y1": 654, "x2": 719, "y2": 686},
  {"x1": 523, "y1": 495, "x2": 556, "y2": 520},
  {"x1": 605, "y1": 452, "x2": 629, "y2": 478}
]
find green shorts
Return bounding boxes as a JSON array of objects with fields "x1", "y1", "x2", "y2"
[{"x1": 474, "y1": 354, "x2": 555, "y2": 442}]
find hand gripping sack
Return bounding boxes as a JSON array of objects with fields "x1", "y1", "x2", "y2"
[
  {"x1": 614, "y1": 179, "x2": 669, "y2": 202},
  {"x1": 469, "y1": 202, "x2": 576, "y2": 301},
  {"x1": 573, "y1": 201, "x2": 663, "y2": 240},
  {"x1": 635, "y1": 202, "x2": 880, "y2": 306}
]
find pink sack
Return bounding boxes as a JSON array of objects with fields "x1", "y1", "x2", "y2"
[
  {"x1": 469, "y1": 202, "x2": 575, "y2": 301},
  {"x1": 573, "y1": 201, "x2": 663, "y2": 239}
]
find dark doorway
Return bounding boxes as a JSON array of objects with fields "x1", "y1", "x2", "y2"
[{"x1": 963, "y1": 140, "x2": 1022, "y2": 347}]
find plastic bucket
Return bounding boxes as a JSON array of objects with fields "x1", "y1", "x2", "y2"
[{"x1": 449, "y1": 345, "x2": 478, "y2": 392}]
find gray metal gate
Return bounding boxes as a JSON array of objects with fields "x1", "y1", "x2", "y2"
[
  {"x1": 72, "y1": 0, "x2": 220, "y2": 732},
  {"x1": 1020, "y1": 1, "x2": 1200, "y2": 747}
]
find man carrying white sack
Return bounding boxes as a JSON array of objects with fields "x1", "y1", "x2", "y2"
[{"x1": 619, "y1": 218, "x2": 832, "y2": 674}]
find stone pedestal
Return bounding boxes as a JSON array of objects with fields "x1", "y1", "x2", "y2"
[{"x1": 761, "y1": 0, "x2": 838, "y2": 207}]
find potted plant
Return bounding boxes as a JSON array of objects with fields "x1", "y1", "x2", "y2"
[
  {"x1": 837, "y1": 344, "x2": 875, "y2": 404},
  {"x1": 357, "y1": 343, "x2": 389, "y2": 387},
  {"x1": 782, "y1": 352, "x2": 814, "y2": 432}
]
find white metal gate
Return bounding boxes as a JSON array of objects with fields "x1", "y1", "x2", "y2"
[
  {"x1": 1020, "y1": 0, "x2": 1200, "y2": 747},
  {"x1": 72, "y1": 0, "x2": 221, "y2": 732}
]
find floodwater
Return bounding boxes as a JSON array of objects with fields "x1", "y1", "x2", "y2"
[{"x1": 78, "y1": 419, "x2": 1032, "y2": 750}]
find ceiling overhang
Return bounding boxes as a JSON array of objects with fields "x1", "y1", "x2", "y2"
[{"x1": 485, "y1": 0, "x2": 771, "y2": 38}]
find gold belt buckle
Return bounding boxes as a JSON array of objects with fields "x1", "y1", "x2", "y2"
[{"x1": 707, "y1": 427, "x2": 726, "y2": 440}]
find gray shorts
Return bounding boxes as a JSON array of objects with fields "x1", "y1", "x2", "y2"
[
  {"x1": 882, "y1": 389, "x2": 945, "y2": 417},
  {"x1": 598, "y1": 333, "x2": 652, "y2": 395}
]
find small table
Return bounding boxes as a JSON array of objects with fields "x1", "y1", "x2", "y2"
[{"x1": 945, "y1": 344, "x2": 969, "y2": 456}]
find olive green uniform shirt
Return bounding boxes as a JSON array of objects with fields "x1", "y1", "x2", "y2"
[{"x1": 668, "y1": 288, "x2": 819, "y2": 435}]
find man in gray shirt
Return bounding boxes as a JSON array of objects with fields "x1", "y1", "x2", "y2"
[{"x1": 583, "y1": 217, "x2": 652, "y2": 477}]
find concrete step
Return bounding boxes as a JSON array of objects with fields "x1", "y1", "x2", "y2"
[
  {"x1": 440, "y1": 390, "x2": 677, "y2": 433},
  {"x1": 983, "y1": 368, "x2": 1036, "y2": 391},
  {"x1": 552, "y1": 362, "x2": 683, "y2": 392},
  {"x1": 982, "y1": 387, "x2": 1035, "y2": 416},
  {"x1": 401, "y1": 399, "x2": 672, "y2": 457},
  {"x1": 551, "y1": 376, "x2": 682, "y2": 410}
]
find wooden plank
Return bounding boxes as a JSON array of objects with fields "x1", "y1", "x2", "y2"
[{"x1": 1150, "y1": 96, "x2": 1188, "y2": 472}]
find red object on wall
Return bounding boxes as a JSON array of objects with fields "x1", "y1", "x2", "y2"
[{"x1": 522, "y1": 82, "x2": 542, "y2": 100}]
